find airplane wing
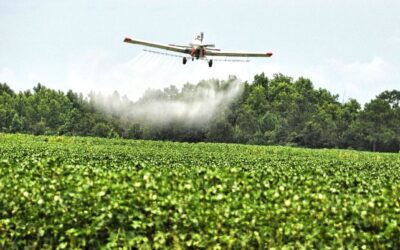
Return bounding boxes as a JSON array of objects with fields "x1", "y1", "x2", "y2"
[
  {"x1": 168, "y1": 44, "x2": 191, "y2": 48},
  {"x1": 124, "y1": 37, "x2": 189, "y2": 54},
  {"x1": 206, "y1": 50, "x2": 273, "y2": 57}
]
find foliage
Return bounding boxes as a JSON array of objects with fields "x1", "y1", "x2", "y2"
[
  {"x1": 0, "y1": 133, "x2": 400, "y2": 248},
  {"x1": 1, "y1": 76, "x2": 400, "y2": 152}
]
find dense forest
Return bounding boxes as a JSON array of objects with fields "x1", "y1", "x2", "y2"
[{"x1": 1, "y1": 73, "x2": 399, "y2": 152}]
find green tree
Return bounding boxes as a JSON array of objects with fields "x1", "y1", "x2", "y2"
[
  {"x1": 358, "y1": 98, "x2": 394, "y2": 151},
  {"x1": 0, "y1": 83, "x2": 15, "y2": 96},
  {"x1": 207, "y1": 115, "x2": 233, "y2": 142},
  {"x1": 127, "y1": 123, "x2": 142, "y2": 139},
  {"x1": 92, "y1": 123, "x2": 119, "y2": 138}
]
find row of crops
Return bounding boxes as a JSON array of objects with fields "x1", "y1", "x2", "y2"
[{"x1": 0, "y1": 133, "x2": 400, "y2": 249}]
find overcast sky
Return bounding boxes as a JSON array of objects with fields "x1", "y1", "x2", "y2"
[{"x1": 1, "y1": 0, "x2": 399, "y2": 104}]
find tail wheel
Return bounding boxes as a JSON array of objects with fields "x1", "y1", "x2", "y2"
[
  {"x1": 183, "y1": 57, "x2": 187, "y2": 65},
  {"x1": 208, "y1": 59, "x2": 213, "y2": 67}
]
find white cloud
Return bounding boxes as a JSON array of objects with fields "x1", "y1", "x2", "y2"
[
  {"x1": 0, "y1": 67, "x2": 29, "y2": 91},
  {"x1": 328, "y1": 57, "x2": 390, "y2": 82},
  {"x1": 388, "y1": 35, "x2": 400, "y2": 45},
  {"x1": 0, "y1": 67, "x2": 16, "y2": 84},
  {"x1": 320, "y1": 57, "x2": 398, "y2": 103},
  {"x1": 253, "y1": 57, "x2": 399, "y2": 104}
]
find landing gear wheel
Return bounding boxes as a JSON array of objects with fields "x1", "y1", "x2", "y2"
[
  {"x1": 208, "y1": 59, "x2": 213, "y2": 67},
  {"x1": 183, "y1": 57, "x2": 187, "y2": 65}
]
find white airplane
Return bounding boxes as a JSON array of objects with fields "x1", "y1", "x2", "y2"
[{"x1": 123, "y1": 32, "x2": 273, "y2": 67}]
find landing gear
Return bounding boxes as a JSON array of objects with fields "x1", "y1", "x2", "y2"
[
  {"x1": 182, "y1": 57, "x2": 187, "y2": 65},
  {"x1": 208, "y1": 59, "x2": 213, "y2": 67}
]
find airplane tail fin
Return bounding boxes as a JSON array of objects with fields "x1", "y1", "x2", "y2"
[{"x1": 194, "y1": 32, "x2": 204, "y2": 43}]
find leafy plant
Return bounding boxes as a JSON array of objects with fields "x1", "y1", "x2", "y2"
[{"x1": 0, "y1": 133, "x2": 399, "y2": 248}]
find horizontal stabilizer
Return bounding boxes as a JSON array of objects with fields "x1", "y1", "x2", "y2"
[{"x1": 206, "y1": 48, "x2": 221, "y2": 51}]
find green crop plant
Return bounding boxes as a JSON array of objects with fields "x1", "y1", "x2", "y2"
[{"x1": 0, "y1": 133, "x2": 399, "y2": 249}]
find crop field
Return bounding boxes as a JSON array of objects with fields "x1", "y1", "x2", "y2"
[{"x1": 0, "y1": 133, "x2": 399, "y2": 249}]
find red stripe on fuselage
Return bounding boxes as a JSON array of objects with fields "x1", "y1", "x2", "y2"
[
  {"x1": 191, "y1": 48, "x2": 197, "y2": 57},
  {"x1": 191, "y1": 47, "x2": 204, "y2": 58}
]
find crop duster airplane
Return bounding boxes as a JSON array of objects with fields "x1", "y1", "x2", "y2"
[{"x1": 123, "y1": 32, "x2": 273, "y2": 67}]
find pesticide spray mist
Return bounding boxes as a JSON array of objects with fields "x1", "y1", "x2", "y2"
[
  {"x1": 88, "y1": 51, "x2": 245, "y2": 128},
  {"x1": 92, "y1": 76, "x2": 243, "y2": 127}
]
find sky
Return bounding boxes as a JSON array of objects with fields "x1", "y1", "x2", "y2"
[{"x1": 1, "y1": 0, "x2": 399, "y2": 104}]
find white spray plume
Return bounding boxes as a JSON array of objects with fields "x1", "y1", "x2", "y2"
[{"x1": 91, "y1": 76, "x2": 243, "y2": 126}]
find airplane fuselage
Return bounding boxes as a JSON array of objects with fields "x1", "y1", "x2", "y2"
[
  {"x1": 189, "y1": 45, "x2": 205, "y2": 59},
  {"x1": 188, "y1": 34, "x2": 207, "y2": 59}
]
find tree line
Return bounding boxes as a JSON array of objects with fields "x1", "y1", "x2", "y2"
[{"x1": 1, "y1": 73, "x2": 399, "y2": 152}]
